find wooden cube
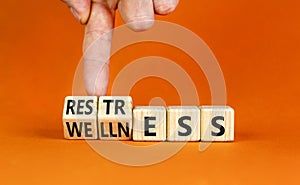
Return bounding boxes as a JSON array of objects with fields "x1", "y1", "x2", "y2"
[
  {"x1": 98, "y1": 96, "x2": 132, "y2": 140},
  {"x1": 62, "y1": 96, "x2": 98, "y2": 139},
  {"x1": 167, "y1": 106, "x2": 200, "y2": 141},
  {"x1": 133, "y1": 106, "x2": 166, "y2": 141},
  {"x1": 200, "y1": 106, "x2": 234, "y2": 141}
]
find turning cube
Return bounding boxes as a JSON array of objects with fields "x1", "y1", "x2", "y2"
[
  {"x1": 98, "y1": 96, "x2": 133, "y2": 140},
  {"x1": 133, "y1": 106, "x2": 166, "y2": 141},
  {"x1": 63, "y1": 96, "x2": 98, "y2": 139},
  {"x1": 200, "y1": 106, "x2": 234, "y2": 141},
  {"x1": 167, "y1": 106, "x2": 200, "y2": 141}
]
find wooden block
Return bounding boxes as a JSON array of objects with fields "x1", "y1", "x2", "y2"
[
  {"x1": 98, "y1": 96, "x2": 132, "y2": 140},
  {"x1": 133, "y1": 106, "x2": 166, "y2": 141},
  {"x1": 200, "y1": 106, "x2": 234, "y2": 141},
  {"x1": 62, "y1": 96, "x2": 98, "y2": 139},
  {"x1": 167, "y1": 106, "x2": 200, "y2": 141}
]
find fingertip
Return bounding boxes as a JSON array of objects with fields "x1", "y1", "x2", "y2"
[
  {"x1": 70, "y1": 7, "x2": 81, "y2": 23},
  {"x1": 84, "y1": 62, "x2": 109, "y2": 96},
  {"x1": 126, "y1": 19, "x2": 154, "y2": 32},
  {"x1": 154, "y1": 4, "x2": 176, "y2": 15},
  {"x1": 119, "y1": 0, "x2": 154, "y2": 32},
  {"x1": 153, "y1": 0, "x2": 179, "y2": 15},
  {"x1": 64, "y1": 0, "x2": 91, "y2": 24},
  {"x1": 76, "y1": 0, "x2": 91, "y2": 24}
]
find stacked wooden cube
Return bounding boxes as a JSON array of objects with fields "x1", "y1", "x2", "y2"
[{"x1": 63, "y1": 96, "x2": 234, "y2": 141}]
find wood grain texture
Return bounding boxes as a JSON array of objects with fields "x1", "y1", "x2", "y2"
[
  {"x1": 167, "y1": 106, "x2": 200, "y2": 141},
  {"x1": 133, "y1": 106, "x2": 166, "y2": 141},
  {"x1": 98, "y1": 96, "x2": 132, "y2": 140},
  {"x1": 200, "y1": 106, "x2": 234, "y2": 141},
  {"x1": 62, "y1": 96, "x2": 98, "y2": 139}
]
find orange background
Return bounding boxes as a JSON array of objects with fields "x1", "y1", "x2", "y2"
[{"x1": 0, "y1": 0, "x2": 299, "y2": 184}]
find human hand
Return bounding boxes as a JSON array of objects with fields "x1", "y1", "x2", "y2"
[{"x1": 62, "y1": 0, "x2": 179, "y2": 96}]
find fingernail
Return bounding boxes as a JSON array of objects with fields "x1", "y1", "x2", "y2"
[{"x1": 70, "y1": 7, "x2": 81, "y2": 23}]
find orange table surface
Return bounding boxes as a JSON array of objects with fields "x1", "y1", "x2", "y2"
[{"x1": 0, "y1": 0, "x2": 299, "y2": 184}]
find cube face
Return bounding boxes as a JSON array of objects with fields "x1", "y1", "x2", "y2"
[
  {"x1": 167, "y1": 106, "x2": 200, "y2": 141},
  {"x1": 133, "y1": 106, "x2": 166, "y2": 141},
  {"x1": 63, "y1": 96, "x2": 98, "y2": 139},
  {"x1": 98, "y1": 96, "x2": 132, "y2": 140},
  {"x1": 200, "y1": 106, "x2": 234, "y2": 141}
]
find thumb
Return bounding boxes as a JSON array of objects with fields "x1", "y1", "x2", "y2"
[{"x1": 62, "y1": 0, "x2": 91, "y2": 24}]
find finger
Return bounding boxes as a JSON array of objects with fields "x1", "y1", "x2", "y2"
[
  {"x1": 153, "y1": 0, "x2": 179, "y2": 15},
  {"x1": 61, "y1": 0, "x2": 91, "y2": 24},
  {"x1": 118, "y1": 0, "x2": 154, "y2": 32},
  {"x1": 83, "y1": 1, "x2": 115, "y2": 96}
]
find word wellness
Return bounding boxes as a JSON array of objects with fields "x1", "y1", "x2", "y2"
[{"x1": 63, "y1": 96, "x2": 234, "y2": 142}]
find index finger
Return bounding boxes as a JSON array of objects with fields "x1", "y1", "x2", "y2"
[{"x1": 83, "y1": 1, "x2": 115, "y2": 96}]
